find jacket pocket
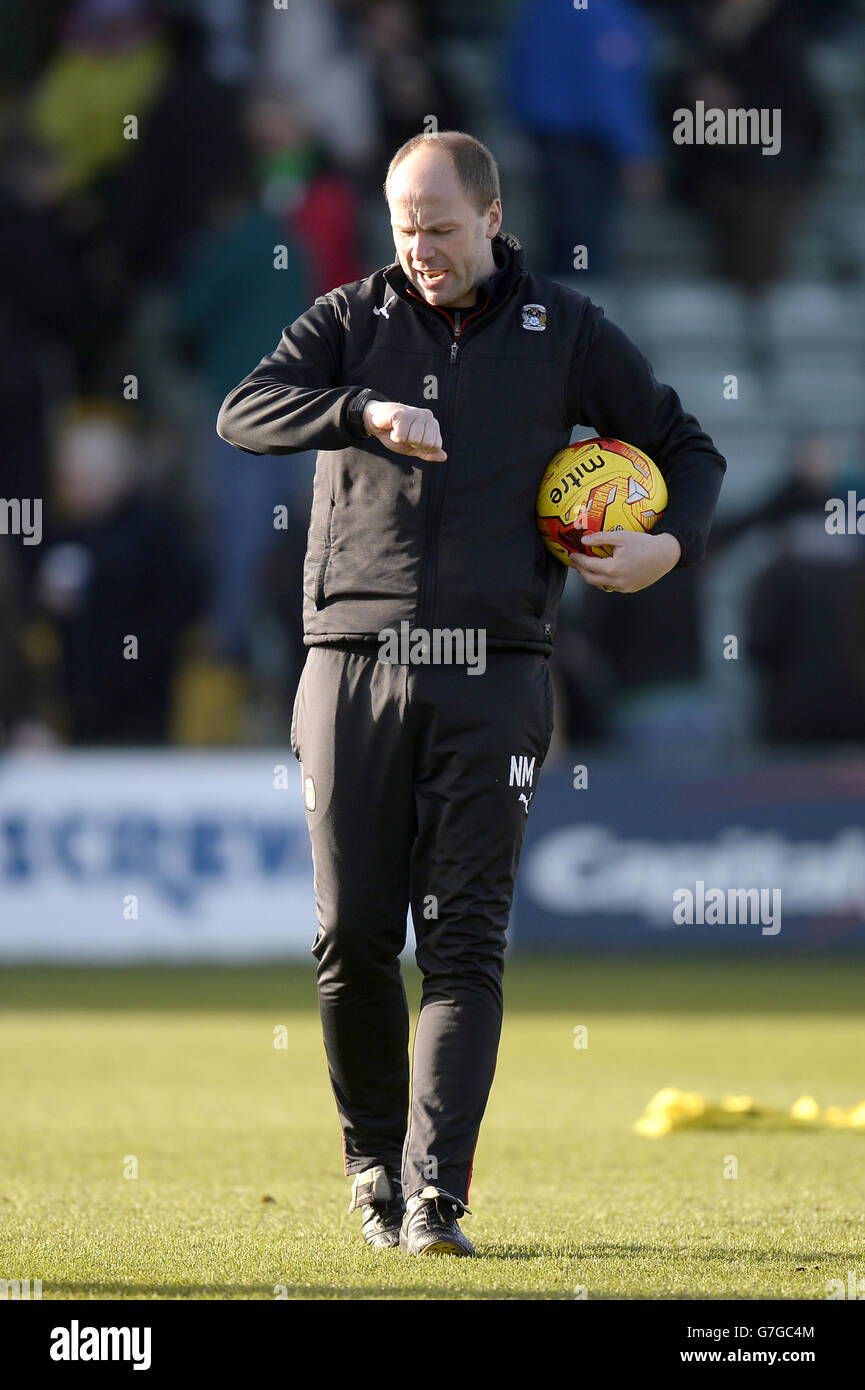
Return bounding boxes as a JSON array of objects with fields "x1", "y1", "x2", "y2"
[{"x1": 313, "y1": 498, "x2": 335, "y2": 610}]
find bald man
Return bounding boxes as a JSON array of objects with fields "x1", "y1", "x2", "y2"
[{"x1": 217, "y1": 131, "x2": 725, "y2": 1256}]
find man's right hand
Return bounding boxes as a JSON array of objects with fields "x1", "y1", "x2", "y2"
[{"x1": 363, "y1": 401, "x2": 447, "y2": 462}]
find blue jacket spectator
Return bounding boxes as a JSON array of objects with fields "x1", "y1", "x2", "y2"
[{"x1": 505, "y1": 0, "x2": 661, "y2": 276}]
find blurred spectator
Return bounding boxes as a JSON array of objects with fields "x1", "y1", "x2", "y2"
[
  {"x1": 105, "y1": 11, "x2": 251, "y2": 286},
  {"x1": 579, "y1": 564, "x2": 703, "y2": 691},
  {"x1": 710, "y1": 432, "x2": 860, "y2": 548},
  {"x1": 172, "y1": 167, "x2": 312, "y2": 665},
  {"x1": 0, "y1": 298, "x2": 48, "y2": 585},
  {"x1": 27, "y1": 0, "x2": 170, "y2": 199},
  {"x1": 244, "y1": 88, "x2": 367, "y2": 296},
  {"x1": 0, "y1": 0, "x2": 71, "y2": 85},
  {"x1": 505, "y1": 0, "x2": 663, "y2": 278},
  {"x1": 0, "y1": 124, "x2": 122, "y2": 404},
  {"x1": 547, "y1": 617, "x2": 616, "y2": 745},
  {"x1": 746, "y1": 516, "x2": 865, "y2": 742},
  {"x1": 258, "y1": 0, "x2": 379, "y2": 170},
  {"x1": 721, "y1": 430, "x2": 865, "y2": 743},
  {"x1": 33, "y1": 408, "x2": 203, "y2": 743},
  {"x1": 185, "y1": 0, "x2": 255, "y2": 86},
  {"x1": 355, "y1": 0, "x2": 463, "y2": 159},
  {"x1": 0, "y1": 538, "x2": 42, "y2": 749},
  {"x1": 258, "y1": 481, "x2": 317, "y2": 707},
  {"x1": 661, "y1": 0, "x2": 826, "y2": 294}
]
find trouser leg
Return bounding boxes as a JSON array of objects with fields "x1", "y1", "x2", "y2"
[
  {"x1": 291, "y1": 647, "x2": 416, "y2": 1176},
  {"x1": 402, "y1": 652, "x2": 554, "y2": 1206}
]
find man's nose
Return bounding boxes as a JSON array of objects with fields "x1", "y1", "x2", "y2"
[{"x1": 412, "y1": 234, "x2": 435, "y2": 265}]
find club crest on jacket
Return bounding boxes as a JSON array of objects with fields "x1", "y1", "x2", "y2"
[{"x1": 521, "y1": 303, "x2": 547, "y2": 331}]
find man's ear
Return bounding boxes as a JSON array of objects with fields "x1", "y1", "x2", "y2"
[{"x1": 486, "y1": 199, "x2": 503, "y2": 239}]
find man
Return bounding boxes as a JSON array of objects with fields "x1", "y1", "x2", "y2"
[{"x1": 217, "y1": 131, "x2": 725, "y2": 1256}]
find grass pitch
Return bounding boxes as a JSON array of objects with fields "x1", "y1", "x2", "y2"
[{"x1": 1, "y1": 956, "x2": 863, "y2": 1301}]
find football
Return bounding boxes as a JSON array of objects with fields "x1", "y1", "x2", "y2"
[{"x1": 536, "y1": 437, "x2": 668, "y2": 561}]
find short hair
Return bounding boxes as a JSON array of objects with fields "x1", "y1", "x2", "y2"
[{"x1": 384, "y1": 130, "x2": 500, "y2": 214}]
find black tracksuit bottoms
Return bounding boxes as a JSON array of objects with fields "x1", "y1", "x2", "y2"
[{"x1": 289, "y1": 644, "x2": 555, "y2": 1208}]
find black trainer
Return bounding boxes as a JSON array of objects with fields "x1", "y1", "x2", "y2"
[
  {"x1": 347, "y1": 1165, "x2": 405, "y2": 1249},
  {"x1": 399, "y1": 1186, "x2": 475, "y2": 1257}
]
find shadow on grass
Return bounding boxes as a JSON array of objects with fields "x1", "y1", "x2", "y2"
[
  {"x1": 47, "y1": 1282, "x2": 277, "y2": 1299},
  {"x1": 579, "y1": 1241, "x2": 852, "y2": 1264},
  {"x1": 2, "y1": 955, "x2": 864, "y2": 1014},
  {"x1": 44, "y1": 1279, "x2": 585, "y2": 1300},
  {"x1": 43, "y1": 1278, "x2": 819, "y2": 1301}
]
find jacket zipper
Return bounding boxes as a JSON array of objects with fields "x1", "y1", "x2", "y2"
[
  {"x1": 413, "y1": 281, "x2": 525, "y2": 632},
  {"x1": 449, "y1": 311, "x2": 461, "y2": 363},
  {"x1": 417, "y1": 319, "x2": 460, "y2": 631}
]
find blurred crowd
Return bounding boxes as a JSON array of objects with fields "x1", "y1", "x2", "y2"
[{"x1": 1, "y1": 0, "x2": 864, "y2": 754}]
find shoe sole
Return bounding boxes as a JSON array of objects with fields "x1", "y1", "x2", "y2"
[{"x1": 399, "y1": 1235, "x2": 473, "y2": 1257}]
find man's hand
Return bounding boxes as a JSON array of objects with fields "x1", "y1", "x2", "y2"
[
  {"x1": 363, "y1": 401, "x2": 447, "y2": 462},
  {"x1": 570, "y1": 530, "x2": 681, "y2": 593}
]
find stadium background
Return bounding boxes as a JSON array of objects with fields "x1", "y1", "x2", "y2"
[{"x1": 1, "y1": 0, "x2": 864, "y2": 1303}]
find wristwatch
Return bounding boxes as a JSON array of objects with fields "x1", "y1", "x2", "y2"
[{"x1": 346, "y1": 388, "x2": 379, "y2": 440}]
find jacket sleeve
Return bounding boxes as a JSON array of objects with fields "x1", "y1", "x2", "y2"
[
  {"x1": 215, "y1": 291, "x2": 386, "y2": 455},
  {"x1": 568, "y1": 304, "x2": 727, "y2": 568}
]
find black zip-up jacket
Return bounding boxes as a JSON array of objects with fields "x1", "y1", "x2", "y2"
[{"x1": 216, "y1": 232, "x2": 726, "y2": 654}]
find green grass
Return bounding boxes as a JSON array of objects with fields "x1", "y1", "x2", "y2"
[{"x1": 1, "y1": 957, "x2": 863, "y2": 1300}]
